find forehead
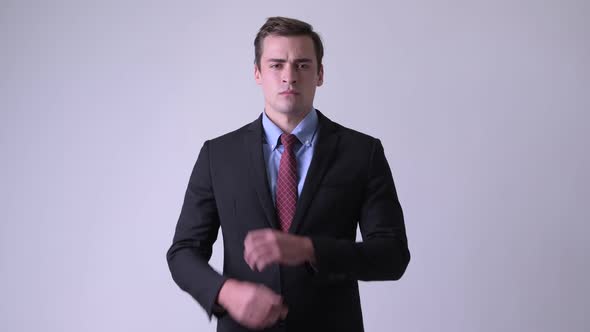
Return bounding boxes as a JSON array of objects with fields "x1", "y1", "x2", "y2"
[{"x1": 261, "y1": 35, "x2": 316, "y2": 61}]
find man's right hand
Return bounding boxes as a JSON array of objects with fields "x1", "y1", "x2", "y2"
[{"x1": 217, "y1": 279, "x2": 288, "y2": 330}]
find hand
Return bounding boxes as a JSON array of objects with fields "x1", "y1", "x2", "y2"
[
  {"x1": 244, "y1": 228, "x2": 315, "y2": 272},
  {"x1": 217, "y1": 279, "x2": 288, "y2": 330}
]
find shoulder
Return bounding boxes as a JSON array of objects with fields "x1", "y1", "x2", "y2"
[
  {"x1": 203, "y1": 116, "x2": 260, "y2": 150},
  {"x1": 208, "y1": 124, "x2": 250, "y2": 145},
  {"x1": 335, "y1": 122, "x2": 378, "y2": 142},
  {"x1": 324, "y1": 114, "x2": 381, "y2": 152}
]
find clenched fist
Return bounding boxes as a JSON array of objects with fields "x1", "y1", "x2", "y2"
[
  {"x1": 244, "y1": 228, "x2": 316, "y2": 272},
  {"x1": 217, "y1": 279, "x2": 288, "y2": 330}
]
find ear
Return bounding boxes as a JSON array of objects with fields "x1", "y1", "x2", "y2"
[
  {"x1": 254, "y1": 64, "x2": 262, "y2": 85},
  {"x1": 317, "y1": 64, "x2": 324, "y2": 87}
]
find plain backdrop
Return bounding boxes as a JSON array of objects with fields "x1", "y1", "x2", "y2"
[{"x1": 1, "y1": 1, "x2": 589, "y2": 331}]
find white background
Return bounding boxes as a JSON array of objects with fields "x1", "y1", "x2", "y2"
[{"x1": 1, "y1": 1, "x2": 589, "y2": 331}]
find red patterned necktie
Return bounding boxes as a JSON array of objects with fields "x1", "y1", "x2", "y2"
[{"x1": 276, "y1": 133, "x2": 298, "y2": 232}]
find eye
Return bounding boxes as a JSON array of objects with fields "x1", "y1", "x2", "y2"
[
  {"x1": 298, "y1": 63, "x2": 309, "y2": 69},
  {"x1": 270, "y1": 63, "x2": 282, "y2": 69}
]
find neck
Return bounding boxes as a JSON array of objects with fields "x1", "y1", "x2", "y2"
[{"x1": 264, "y1": 108, "x2": 311, "y2": 133}]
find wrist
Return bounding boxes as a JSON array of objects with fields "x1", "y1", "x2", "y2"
[{"x1": 217, "y1": 278, "x2": 239, "y2": 309}]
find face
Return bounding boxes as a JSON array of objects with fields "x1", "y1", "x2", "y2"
[{"x1": 255, "y1": 35, "x2": 324, "y2": 118}]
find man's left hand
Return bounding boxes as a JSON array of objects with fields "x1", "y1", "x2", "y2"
[{"x1": 244, "y1": 229, "x2": 315, "y2": 272}]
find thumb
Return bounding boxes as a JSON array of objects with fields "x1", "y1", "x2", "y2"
[{"x1": 271, "y1": 294, "x2": 283, "y2": 306}]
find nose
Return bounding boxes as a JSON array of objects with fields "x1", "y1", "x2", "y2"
[{"x1": 281, "y1": 64, "x2": 298, "y2": 84}]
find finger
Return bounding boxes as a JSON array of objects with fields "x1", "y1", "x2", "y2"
[
  {"x1": 247, "y1": 290, "x2": 281, "y2": 330},
  {"x1": 244, "y1": 240, "x2": 265, "y2": 266},
  {"x1": 255, "y1": 246, "x2": 284, "y2": 271},
  {"x1": 245, "y1": 232, "x2": 295, "y2": 271},
  {"x1": 244, "y1": 246, "x2": 256, "y2": 270},
  {"x1": 242, "y1": 307, "x2": 265, "y2": 330},
  {"x1": 249, "y1": 238, "x2": 302, "y2": 270},
  {"x1": 251, "y1": 231, "x2": 281, "y2": 253},
  {"x1": 244, "y1": 233, "x2": 275, "y2": 265},
  {"x1": 258, "y1": 284, "x2": 283, "y2": 304},
  {"x1": 261, "y1": 305, "x2": 282, "y2": 328},
  {"x1": 245, "y1": 228, "x2": 273, "y2": 247},
  {"x1": 244, "y1": 241, "x2": 270, "y2": 270},
  {"x1": 246, "y1": 242, "x2": 279, "y2": 271},
  {"x1": 280, "y1": 305, "x2": 289, "y2": 319},
  {"x1": 262, "y1": 302, "x2": 288, "y2": 328},
  {"x1": 255, "y1": 252, "x2": 274, "y2": 272},
  {"x1": 259, "y1": 297, "x2": 284, "y2": 328},
  {"x1": 247, "y1": 302, "x2": 278, "y2": 330}
]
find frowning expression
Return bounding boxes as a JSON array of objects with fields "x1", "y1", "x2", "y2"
[{"x1": 255, "y1": 35, "x2": 324, "y2": 117}]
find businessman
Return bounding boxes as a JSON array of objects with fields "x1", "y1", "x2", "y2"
[{"x1": 166, "y1": 16, "x2": 410, "y2": 332}]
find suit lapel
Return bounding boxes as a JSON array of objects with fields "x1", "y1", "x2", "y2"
[
  {"x1": 245, "y1": 115, "x2": 280, "y2": 229},
  {"x1": 244, "y1": 110, "x2": 340, "y2": 232},
  {"x1": 289, "y1": 110, "x2": 340, "y2": 234}
]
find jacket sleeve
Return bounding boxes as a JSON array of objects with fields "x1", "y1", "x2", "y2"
[
  {"x1": 310, "y1": 138, "x2": 410, "y2": 281},
  {"x1": 166, "y1": 140, "x2": 228, "y2": 320}
]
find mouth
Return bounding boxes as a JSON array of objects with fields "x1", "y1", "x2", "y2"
[{"x1": 280, "y1": 90, "x2": 299, "y2": 96}]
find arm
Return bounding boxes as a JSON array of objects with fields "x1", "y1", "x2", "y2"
[
  {"x1": 310, "y1": 139, "x2": 410, "y2": 281},
  {"x1": 166, "y1": 141, "x2": 228, "y2": 320}
]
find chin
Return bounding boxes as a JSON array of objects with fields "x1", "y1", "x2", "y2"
[
  {"x1": 277, "y1": 108, "x2": 298, "y2": 114},
  {"x1": 274, "y1": 104, "x2": 307, "y2": 115}
]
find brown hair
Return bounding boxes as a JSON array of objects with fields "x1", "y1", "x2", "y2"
[{"x1": 254, "y1": 16, "x2": 324, "y2": 73}]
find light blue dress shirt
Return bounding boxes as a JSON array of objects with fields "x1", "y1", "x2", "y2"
[{"x1": 262, "y1": 108, "x2": 319, "y2": 205}]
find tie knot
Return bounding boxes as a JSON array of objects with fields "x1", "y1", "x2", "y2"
[{"x1": 280, "y1": 133, "x2": 298, "y2": 149}]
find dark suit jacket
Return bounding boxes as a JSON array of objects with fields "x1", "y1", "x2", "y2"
[{"x1": 166, "y1": 110, "x2": 410, "y2": 332}]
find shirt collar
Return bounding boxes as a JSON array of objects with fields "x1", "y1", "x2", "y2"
[{"x1": 262, "y1": 108, "x2": 318, "y2": 149}]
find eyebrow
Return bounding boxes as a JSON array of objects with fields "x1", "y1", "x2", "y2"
[{"x1": 266, "y1": 58, "x2": 313, "y2": 63}]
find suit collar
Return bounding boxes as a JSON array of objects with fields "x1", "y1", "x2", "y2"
[
  {"x1": 290, "y1": 110, "x2": 340, "y2": 233},
  {"x1": 261, "y1": 108, "x2": 319, "y2": 148},
  {"x1": 245, "y1": 109, "x2": 340, "y2": 232},
  {"x1": 248, "y1": 109, "x2": 338, "y2": 136}
]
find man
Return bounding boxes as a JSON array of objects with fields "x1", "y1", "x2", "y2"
[{"x1": 167, "y1": 16, "x2": 410, "y2": 332}]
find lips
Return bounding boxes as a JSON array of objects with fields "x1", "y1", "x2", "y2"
[{"x1": 280, "y1": 90, "x2": 299, "y2": 95}]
